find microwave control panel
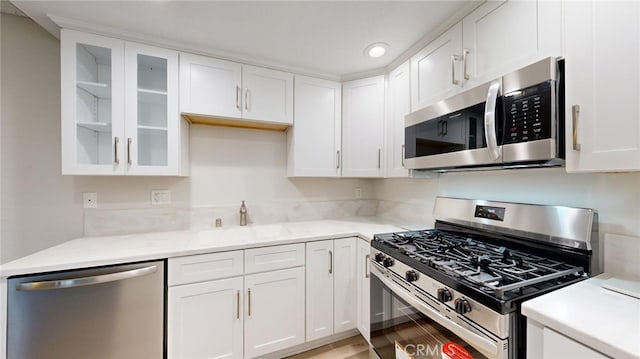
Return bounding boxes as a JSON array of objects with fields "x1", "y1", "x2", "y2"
[{"x1": 502, "y1": 80, "x2": 553, "y2": 144}]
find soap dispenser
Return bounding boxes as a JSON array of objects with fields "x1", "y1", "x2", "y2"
[{"x1": 240, "y1": 201, "x2": 247, "y2": 226}]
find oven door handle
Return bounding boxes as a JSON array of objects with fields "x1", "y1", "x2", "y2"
[
  {"x1": 371, "y1": 268, "x2": 503, "y2": 358},
  {"x1": 484, "y1": 80, "x2": 502, "y2": 161}
]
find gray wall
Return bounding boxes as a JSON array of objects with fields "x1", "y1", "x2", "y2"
[{"x1": 1, "y1": 13, "x2": 83, "y2": 263}]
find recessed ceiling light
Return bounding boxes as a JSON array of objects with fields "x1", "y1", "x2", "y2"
[{"x1": 365, "y1": 43, "x2": 389, "y2": 58}]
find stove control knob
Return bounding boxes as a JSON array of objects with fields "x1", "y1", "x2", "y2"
[
  {"x1": 383, "y1": 257, "x2": 395, "y2": 268},
  {"x1": 374, "y1": 253, "x2": 386, "y2": 263},
  {"x1": 437, "y1": 288, "x2": 452, "y2": 303},
  {"x1": 405, "y1": 270, "x2": 419, "y2": 282},
  {"x1": 454, "y1": 298, "x2": 472, "y2": 314}
]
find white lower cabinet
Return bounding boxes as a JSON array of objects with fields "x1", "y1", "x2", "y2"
[
  {"x1": 356, "y1": 239, "x2": 371, "y2": 342},
  {"x1": 168, "y1": 277, "x2": 244, "y2": 359},
  {"x1": 527, "y1": 319, "x2": 608, "y2": 359},
  {"x1": 306, "y1": 238, "x2": 358, "y2": 341},
  {"x1": 244, "y1": 267, "x2": 306, "y2": 358},
  {"x1": 168, "y1": 246, "x2": 305, "y2": 359}
]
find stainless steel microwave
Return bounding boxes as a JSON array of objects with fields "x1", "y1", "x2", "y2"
[{"x1": 404, "y1": 57, "x2": 565, "y2": 172}]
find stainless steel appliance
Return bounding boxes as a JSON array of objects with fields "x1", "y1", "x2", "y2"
[
  {"x1": 370, "y1": 197, "x2": 599, "y2": 359},
  {"x1": 7, "y1": 260, "x2": 165, "y2": 358},
  {"x1": 404, "y1": 57, "x2": 564, "y2": 171}
]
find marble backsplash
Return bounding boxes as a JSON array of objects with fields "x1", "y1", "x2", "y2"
[
  {"x1": 374, "y1": 200, "x2": 434, "y2": 228},
  {"x1": 83, "y1": 199, "x2": 638, "y2": 279},
  {"x1": 84, "y1": 199, "x2": 379, "y2": 236}
]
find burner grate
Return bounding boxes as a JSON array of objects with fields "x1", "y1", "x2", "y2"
[{"x1": 375, "y1": 229, "x2": 585, "y2": 299}]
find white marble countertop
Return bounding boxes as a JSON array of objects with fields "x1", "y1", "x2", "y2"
[
  {"x1": 0, "y1": 219, "x2": 404, "y2": 278},
  {"x1": 522, "y1": 274, "x2": 640, "y2": 359}
]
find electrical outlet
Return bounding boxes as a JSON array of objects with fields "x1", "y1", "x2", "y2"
[
  {"x1": 355, "y1": 188, "x2": 362, "y2": 199},
  {"x1": 151, "y1": 189, "x2": 171, "y2": 205},
  {"x1": 83, "y1": 192, "x2": 98, "y2": 209}
]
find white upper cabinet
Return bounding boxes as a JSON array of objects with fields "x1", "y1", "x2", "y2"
[
  {"x1": 411, "y1": 22, "x2": 463, "y2": 111},
  {"x1": 342, "y1": 75, "x2": 385, "y2": 177},
  {"x1": 409, "y1": 1, "x2": 562, "y2": 111},
  {"x1": 462, "y1": 0, "x2": 562, "y2": 88},
  {"x1": 564, "y1": 1, "x2": 640, "y2": 172},
  {"x1": 61, "y1": 30, "x2": 124, "y2": 175},
  {"x1": 124, "y1": 42, "x2": 182, "y2": 175},
  {"x1": 180, "y1": 53, "x2": 293, "y2": 129},
  {"x1": 287, "y1": 76, "x2": 342, "y2": 177},
  {"x1": 179, "y1": 54, "x2": 242, "y2": 119},
  {"x1": 61, "y1": 29, "x2": 186, "y2": 176},
  {"x1": 386, "y1": 61, "x2": 410, "y2": 178},
  {"x1": 242, "y1": 65, "x2": 293, "y2": 125}
]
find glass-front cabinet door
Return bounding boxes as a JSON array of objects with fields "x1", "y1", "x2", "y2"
[
  {"x1": 124, "y1": 42, "x2": 179, "y2": 175},
  {"x1": 61, "y1": 30, "x2": 183, "y2": 175},
  {"x1": 61, "y1": 30, "x2": 125, "y2": 174}
]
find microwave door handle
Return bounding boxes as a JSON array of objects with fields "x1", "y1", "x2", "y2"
[{"x1": 484, "y1": 80, "x2": 501, "y2": 160}]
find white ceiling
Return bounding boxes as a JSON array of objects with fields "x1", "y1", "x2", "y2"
[{"x1": 11, "y1": 0, "x2": 476, "y2": 79}]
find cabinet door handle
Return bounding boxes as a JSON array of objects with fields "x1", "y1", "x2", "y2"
[
  {"x1": 442, "y1": 120, "x2": 448, "y2": 136},
  {"x1": 463, "y1": 48, "x2": 470, "y2": 80},
  {"x1": 236, "y1": 290, "x2": 240, "y2": 319},
  {"x1": 401, "y1": 144, "x2": 405, "y2": 167},
  {"x1": 572, "y1": 105, "x2": 581, "y2": 151},
  {"x1": 247, "y1": 288, "x2": 251, "y2": 317},
  {"x1": 329, "y1": 250, "x2": 333, "y2": 274},
  {"x1": 451, "y1": 54, "x2": 462, "y2": 85},
  {"x1": 236, "y1": 86, "x2": 241, "y2": 110},
  {"x1": 378, "y1": 148, "x2": 382, "y2": 169},
  {"x1": 365, "y1": 254, "x2": 370, "y2": 278},
  {"x1": 127, "y1": 137, "x2": 132, "y2": 165},
  {"x1": 336, "y1": 150, "x2": 341, "y2": 169},
  {"x1": 244, "y1": 88, "x2": 249, "y2": 111},
  {"x1": 114, "y1": 137, "x2": 120, "y2": 164}
]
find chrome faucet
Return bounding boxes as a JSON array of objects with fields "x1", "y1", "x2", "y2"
[{"x1": 240, "y1": 200, "x2": 247, "y2": 226}]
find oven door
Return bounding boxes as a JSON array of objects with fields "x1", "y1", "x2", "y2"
[
  {"x1": 370, "y1": 266, "x2": 508, "y2": 359},
  {"x1": 404, "y1": 80, "x2": 503, "y2": 171}
]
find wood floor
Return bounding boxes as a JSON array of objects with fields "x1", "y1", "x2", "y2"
[{"x1": 286, "y1": 335, "x2": 370, "y2": 359}]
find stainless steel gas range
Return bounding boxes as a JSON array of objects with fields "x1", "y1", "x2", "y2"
[{"x1": 369, "y1": 197, "x2": 599, "y2": 359}]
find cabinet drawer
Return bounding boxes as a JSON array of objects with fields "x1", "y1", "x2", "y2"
[
  {"x1": 168, "y1": 250, "x2": 244, "y2": 286},
  {"x1": 244, "y1": 243, "x2": 305, "y2": 274}
]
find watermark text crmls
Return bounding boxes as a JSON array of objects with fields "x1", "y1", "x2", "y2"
[{"x1": 403, "y1": 343, "x2": 443, "y2": 357}]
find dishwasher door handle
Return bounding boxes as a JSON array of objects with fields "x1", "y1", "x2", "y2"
[{"x1": 16, "y1": 265, "x2": 158, "y2": 291}]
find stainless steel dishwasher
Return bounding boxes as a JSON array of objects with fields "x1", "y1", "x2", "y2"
[{"x1": 7, "y1": 260, "x2": 165, "y2": 358}]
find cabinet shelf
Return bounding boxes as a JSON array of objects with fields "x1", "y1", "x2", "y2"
[
  {"x1": 77, "y1": 81, "x2": 111, "y2": 99},
  {"x1": 138, "y1": 88, "x2": 167, "y2": 105},
  {"x1": 77, "y1": 121, "x2": 112, "y2": 133},
  {"x1": 138, "y1": 125, "x2": 168, "y2": 131}
]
